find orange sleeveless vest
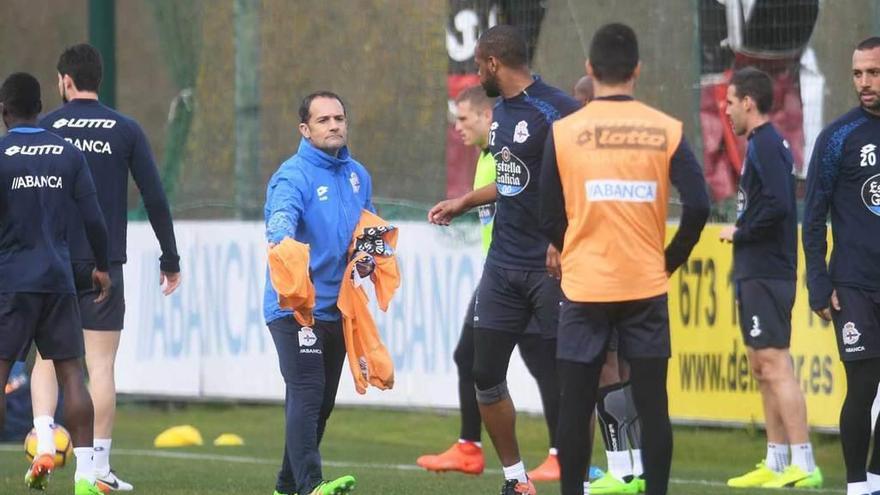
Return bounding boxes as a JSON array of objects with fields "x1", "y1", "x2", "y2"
[{"x1": 552, "y1": 99, "x2": 682, "y2": 302}]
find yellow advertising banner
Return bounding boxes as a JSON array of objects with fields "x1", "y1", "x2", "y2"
[{"x1": 666, "y1": 224, "x2": 842, "y2": 430}]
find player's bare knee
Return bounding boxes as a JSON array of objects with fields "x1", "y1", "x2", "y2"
[
  {"x1": 475, "y1": 380, "x2": 509, "y2": 405},
  {"x1": 749, "y1": 357, "x2": 767, "y2": 381},
  {"x1": 85, "y1": 356, "x2": 115, "y2": 378}
]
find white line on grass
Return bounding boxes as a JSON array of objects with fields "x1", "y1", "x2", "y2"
[{"x1": 0, "y1": 445, "x2": 844, "y2": 493}]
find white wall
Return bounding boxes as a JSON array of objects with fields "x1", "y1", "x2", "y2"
[{"x1": 117, "y1": 221, "x2": 545, "y2": 412}]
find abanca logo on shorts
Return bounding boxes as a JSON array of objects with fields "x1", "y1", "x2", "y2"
[{"x1": 52, "y1": 118, "x2": 116, "y2": 129}]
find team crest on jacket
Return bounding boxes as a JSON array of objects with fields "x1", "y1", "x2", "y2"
[
  {"x1": 350, "y1": 172, "x2": 361, "y2": 193},
  {"x1": 513, "y1": 120, "x2": 530, "y2": 144}
]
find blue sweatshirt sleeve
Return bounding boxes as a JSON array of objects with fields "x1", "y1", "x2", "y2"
[
  {"x1": 363, "y1": 169, "x2": 376, "y2": 214},
  {"x1": 733, "y1": 140, "x2": 792, "y2": 243},
  {"x1": 802, "y1": 129, "x2": 835, "y2": 311},
  {"x1": 666, "y1": 137, "x2": 711, "y2": 273},
  {"x1": 73, "y1": 154, "x2": 110, "y2": 271},
  {"x1": 128, "y1": 120, "x2": 180, "y2": 273},
  {"x1": 539, "y1": 130, "x2": 567, "y2": 250},
  {"x1": 265, "y1": 174, "x2": 305, "y2": 244}
]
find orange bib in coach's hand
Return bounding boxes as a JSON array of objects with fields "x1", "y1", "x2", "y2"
[
  {"x1": 337, "y1": 210, "x2": 399, "y2": 394},
  {"x1": 552, "y1": 100, "x2": 683, "y2": 302},
  {"x1": 267, "y1": 238, "x2": 316, "y2": 327}
]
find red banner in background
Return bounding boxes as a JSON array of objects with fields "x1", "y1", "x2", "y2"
[{"x1": 698, "y1": 0, "x2": 819, "y2": 201}]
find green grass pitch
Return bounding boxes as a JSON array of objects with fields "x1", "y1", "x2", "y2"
[{"x1": 0, "y1": 403, "x2": 845, "y2": 494}]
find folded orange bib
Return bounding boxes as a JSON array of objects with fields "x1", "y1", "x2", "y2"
[
  {"x1": 337, "y1": 210, "x2": 400, "y2": 394},
  {"x1": 267, "y1": 238, "x2": 315, "y2": 327}
]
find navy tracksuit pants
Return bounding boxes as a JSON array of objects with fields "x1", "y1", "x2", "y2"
[{"x1": 269, "y1": 316, "x2": 347, "y2": 495}]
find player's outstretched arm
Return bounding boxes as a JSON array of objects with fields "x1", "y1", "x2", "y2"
[
  {"x1": 427, "y1": 183, "x2": 496, "y2": 226},
  {"x1": 665, "y1": 137, "x2": 710, "y2": 274}
]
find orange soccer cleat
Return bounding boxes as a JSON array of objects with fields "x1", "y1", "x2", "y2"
[
  {"x1": 24, "y1": 453, "x2": 55, "y2": 490},
  {"x1": 416, "y1": 441, "x2": 485, "y2": 475},
  {"x1": 527, "y1": 452, "x2": 560, "y2": 482}
]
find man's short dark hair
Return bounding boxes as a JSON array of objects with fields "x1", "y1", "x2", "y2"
[
  {"x1": 455, "y1": 85, "x2": 495, "y2": 110},
  {"x1": 730, "y1": 67, "x2": 774, "y2": 114},
  {"x1": 477, "y1": 25, "x2": 528, "y2": 68},
  {"x1": 857, "y1": 36, "x2": 880, "y2": 51},
  {"x1": 299, "y1": 91, "x2": 346, "y2": 123},
  {"x1": 589, "y1": 23, "x2": 639, "y2": 84},
  {"x1": 0, "y1": 72, "x2": 42, "y2": 119},
  {"x1": 57, "y1": 43, "x2": 103, "y2": 92}
]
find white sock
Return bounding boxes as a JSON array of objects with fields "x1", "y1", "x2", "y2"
[
  {"x1": 33, "y1": 416, "x2": 55, "y2": 456},
  {"x1": 606, "y1": 450, "x2": 633, "y2": 481},
  {"x1": 583, "y1": 481, "x2": 590, "y2": 495},
  {"x1": 867, "y1": 471, "x2": 880, "y2": 491},
  {"x1": 94, "y1": 438, "x2": 112, "y2": 476},
  {"x1": 791, "y1": 443, "x2": 815, "y2": 473},
  {"x1": 503, "y1": 461, "x2": 527, "y2": 483},
  {"x1": 458, "y1": 439, "x2": 482, "y2": 448},
  {"x1": 631, "y1": 449, "x2": 644, "y2": 477},
  {"x1": 848, "y1": 481, "x2": 869, "y2": 495},
  {"x1": 74, "y1": 447, "x2": 96, "y2": 483},
  {"x1": 766, "y1": 443, "x2": 789, "y2": 473},
  {"x1": 549, "y1": 447, "x2": 558, "y2": 456}
]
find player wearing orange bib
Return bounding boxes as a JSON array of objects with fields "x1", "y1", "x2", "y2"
[{"x1": 540, "y1": 24, "x2": 709, "y2": 495}]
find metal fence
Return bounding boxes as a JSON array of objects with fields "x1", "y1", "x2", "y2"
[{"x1": 0, "y1": 0, "x2": 877, "y2": 221}]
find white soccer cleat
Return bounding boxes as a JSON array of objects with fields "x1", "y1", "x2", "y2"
[{"x1": 96, "y1": 469, "x2": 134, "y2": 491}]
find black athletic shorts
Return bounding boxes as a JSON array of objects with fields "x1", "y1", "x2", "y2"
[
  {"x1": 0, "y1": 292, "x2": 85, "y2": 361},
  {"x1": 73, "y1": 262, "x2": 125, "y2": 331},
  {"x1": 465, "y1": 285, "x2": 542, "y2": 335},
  {"x1": 557, "y1": 294, "x2": 670, "y2": 364},
  {"x1": 607, "y1": 328, "x2": 619, "y2": 353},
  {"x1": 473, "y1": 262, "x2": 560, "y2": 339},
  {"x1": 736, "y1": 278, "x2": 795, "y2": 349},
  {"x1": 831, "y1": 286, "x2": 880, "y2": 361}
]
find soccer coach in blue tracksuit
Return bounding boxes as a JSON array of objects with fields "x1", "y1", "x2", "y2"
[{"x1": 263, "y1": 91, "x2": 373, "y2": 495}]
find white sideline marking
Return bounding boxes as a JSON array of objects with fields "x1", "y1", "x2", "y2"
[{"x1": 0, "y1": 445, "x2": 844, "y2": 493}]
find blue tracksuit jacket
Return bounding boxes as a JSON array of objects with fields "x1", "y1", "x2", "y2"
[{"x1": 263, "y1": 138, "x2": 374, "y2": 323}]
